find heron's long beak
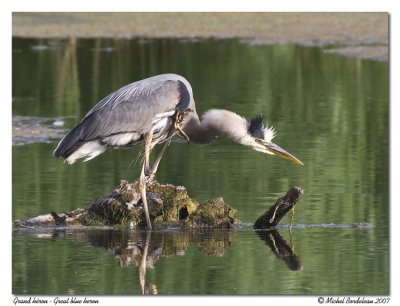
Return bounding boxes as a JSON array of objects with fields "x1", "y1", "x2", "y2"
[{"x1": 256, "y1": 140, "x2": 304, "y2": 165}]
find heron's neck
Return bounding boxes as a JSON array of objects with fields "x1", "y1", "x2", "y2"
[{"x1": 183, "y1": 109, "x2": 251, "y2": 145}]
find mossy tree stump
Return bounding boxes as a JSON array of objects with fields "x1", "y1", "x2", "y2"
[{"x1": 13, "y1": 180, "x2": 240, "y2": 229}]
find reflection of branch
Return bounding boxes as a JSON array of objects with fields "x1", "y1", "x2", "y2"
[
  {"x1": 255, "y1": 230, "x2": 302, "y2": 271},
  {"x1": 54, "y1": 38, "x2": 80, "y2": 114}
]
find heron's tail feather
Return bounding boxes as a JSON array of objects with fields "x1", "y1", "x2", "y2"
[
  {"x1": 53, "y1": 122, "x2": 103, "y2": 164},
  {"x1": 54, "y1": 132, "x2": 106, "y2": 164},
  {"x1": 53, "y1": 124, "x2": 84, "y2": 158}
]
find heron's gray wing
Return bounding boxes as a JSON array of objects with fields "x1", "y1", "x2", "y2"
[
  {"x1": 81, "y1": 79, "x2": 191, "y2": 137},
  {"x1": 54, "y1": 78, "x2": 192, "y2": 158}
]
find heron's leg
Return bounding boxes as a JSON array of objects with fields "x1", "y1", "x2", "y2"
[
  {"x1": 139, "y1": 162, "x2": 152, "y2": 230},
  {"x1": 139, "y1": 132, "x2": 153, "y2": 230},
  {"x1": 143, "y1": 131, "x2": 153, "y2": 171},
  {"x1": 147, "y1": 138, "x2": 171, "y2": 176}
]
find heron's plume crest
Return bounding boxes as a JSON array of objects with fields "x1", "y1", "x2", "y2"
[{"x1": 248, "y1": 115, "x2": 276, "y2": 143}]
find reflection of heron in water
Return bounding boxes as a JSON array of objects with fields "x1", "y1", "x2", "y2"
[
  {"x1": 54, "y1": 74, "x2": 303, "y2": 230},
  {"x1": 138, "y1": 231, "x2": 158, "y2": 295}
]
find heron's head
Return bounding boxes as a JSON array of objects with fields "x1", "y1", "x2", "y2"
[{"x1": 247, "y1": 115, "x2": 303, "y2": 165}]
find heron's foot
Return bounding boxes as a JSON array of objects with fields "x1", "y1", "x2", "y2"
[{"x1": 174, "y1": 109, "x2": 193, "y2": 143}]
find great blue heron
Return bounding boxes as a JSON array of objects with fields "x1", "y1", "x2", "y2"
[{"x1": 54, "y1": 73, "x2": 303, "y2": 229}]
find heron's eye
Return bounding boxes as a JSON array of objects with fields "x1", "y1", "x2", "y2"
[{"x1": 255, "y1": 138, "x2": 267, "y2": 145}]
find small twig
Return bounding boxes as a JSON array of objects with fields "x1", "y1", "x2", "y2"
[{"x1": 289, "y1": 206, "x2": 295, "y2": 230}]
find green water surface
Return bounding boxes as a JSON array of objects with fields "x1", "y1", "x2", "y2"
[{"x1": 12, "y1": 38, "x2": 389, "y2": 295}]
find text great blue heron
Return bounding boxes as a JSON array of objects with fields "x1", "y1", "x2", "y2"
[{"x1": 54, "y1": 73, "x2": 303, "y2": 229}]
